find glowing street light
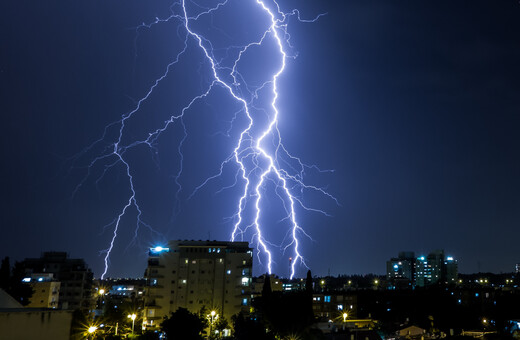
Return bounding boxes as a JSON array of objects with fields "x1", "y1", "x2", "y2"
[
  {"x1": 207, "y1": 310, "x2": 218, "y2": 339},
  {"x1": 87, "y1": 325, "x2": 97, "y2": 340},
  {"x1": 128, "y1": 313, "x2": 137, "y2": 334},
  {"x1": 98, "y1": 288, "x2": 105, "y2": 295},
  {"x1": 342, "y1": 312, "x2": 348, "y2": 322}
]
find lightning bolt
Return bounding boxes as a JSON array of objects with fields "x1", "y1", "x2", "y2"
[{"x1": 72, "y1": 0, "x2": 335, "y2": 279}]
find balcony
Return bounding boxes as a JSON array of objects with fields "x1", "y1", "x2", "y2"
[{"x1": 145, "y1": 302, "x2": 163, "y2": 308}]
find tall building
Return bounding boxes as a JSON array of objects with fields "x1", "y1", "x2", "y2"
[
  {"x1": 21, "y1": 252, "x2": 93, "y2": 310},
  {"x1": 387, "y1": 250, "x2": 458, "y2": 288},
  {"x1": 386, "y1": 251, "x2": 415, "y2": 288},
  {"x1": 415, "y1": 250, "x2": 458, "y2": 287},
  {"x1": 143, "y1": 240, "x2": 253, "y2": 330},
  {"x1": 516, "y1": 263, "x2": 520, "y2": 274}
]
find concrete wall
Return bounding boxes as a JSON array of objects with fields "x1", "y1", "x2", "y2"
[{"x1": 0, "y1": 309, "x2": 73, "y2": 340}]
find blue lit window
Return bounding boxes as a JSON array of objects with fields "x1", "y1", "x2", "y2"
[
  {"x1": 337, "y1": 304, "x2": 343, "y2": 310},
  {"x1": 242, "y1": 298, "x2": 248, "y2": 306},
  {"x1": 324, "y1": 296, "x2": 331, "y2": 303},
  {"x1": 475, "y1": 293, "x2": 479, "y2": 297}
]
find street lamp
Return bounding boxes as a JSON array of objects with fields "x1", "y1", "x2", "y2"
[
  {"x1": 87, "y1": 326, "x2": 97, "y2": 340},
  {"x1": 208, "y1": 310, "x2": 218, "y2": 339},
  {"x1": 128, "y1": 313, "x2": 137, "y2": 334}
]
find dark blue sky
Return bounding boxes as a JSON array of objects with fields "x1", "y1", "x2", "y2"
[{"x1": 1, "y1": 0, "x2": 519, "y2": 278}]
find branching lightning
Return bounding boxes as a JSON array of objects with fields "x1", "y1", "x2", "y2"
[{"x1": 73, "y1": 0, "x2": 336, "y2": 279}]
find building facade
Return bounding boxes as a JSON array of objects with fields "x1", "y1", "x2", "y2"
[
  {"x1": 143, "y1": 240, "x2": 253, "y2": 330},
  {"x1": 21, "y1": 252, "x2": 93, "y2": 310},
  {"x1": 23, "y1": 273, "x2": 60, "y2": 308},
  {"x1": 387, "y1": 250, "x2": 458, "y2": 288},
  {"x1": 386, "y1": 251, "x2": 415, "y2": 288}
]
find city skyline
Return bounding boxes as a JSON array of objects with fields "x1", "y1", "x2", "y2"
[{"x1": 1, "y1": 0, "x2": 519, "y2": 278}]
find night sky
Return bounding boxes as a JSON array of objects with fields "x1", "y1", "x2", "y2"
[{"x1": 1, "y1": 0, "x2": 519, "y2": 279}]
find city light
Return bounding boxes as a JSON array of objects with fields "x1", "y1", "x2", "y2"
[{"x1": 128, "y1": 313, "x2": 137, "y2": 334}]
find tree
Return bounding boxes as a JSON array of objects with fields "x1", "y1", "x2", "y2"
[
  {"x1": 0, "y1": 257, "x2": 10, "y2": 290},
  {"x1": 232, "y1": 312, "x2": 275, "y2": 340},
  {"x1": 305, "y1": 270, "x2": 313, "y2": 295},
  {"x1": 0, "y1": 258, "x2": 33, "y2": 306},
  {"x1": 213, "y1": 316, "x2": 229, "y2": 339},
  {"x1": 161, "y1": 307, "x2": 207, "y2": 340},
  {"x1": 262, "y1": 273, "x2": 272, "y2": 297}
]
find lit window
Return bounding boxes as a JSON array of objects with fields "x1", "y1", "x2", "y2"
[
  {"x1": 226, "y1": 270, "x2": 231, "y2": 275},
  {"x1": 324, "y1": 296, "x2": 331, "y2": 303},
  {"x1": 182, "y1": 279, "x2": 187, "y2": 284},
  {"x1": 337, "y1": 304, "x2": 343, "y2": 310},
  {"x1": 241, "y1": 277, "x2": 249, "y2": 286},
  {"x1": 242, "y1": 298, "x2": 248, "y2": 306}
]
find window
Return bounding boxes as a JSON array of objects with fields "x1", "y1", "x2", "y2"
[
  {"x1": 242, "y1": 298, "x2": 248, "y2": 306},
  {"x1": 324, "y1": 296, "x2": 331, "y2": 303},
  {"x1": 226, "y1": 270, "x2": 231, "y2": 275},
  {"x1": 337, "y1": 304, "x2": 343, "y2": 310}
]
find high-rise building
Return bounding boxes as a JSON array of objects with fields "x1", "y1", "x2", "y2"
[
  {"x1": 516, "y1": 263, "x2": 520, "y2": 274},
  {"x1": 386, "y1": 251, "x2": 415, "y2": 288},
  {"x1": 21, "y1": 252, "x2": 93, "y2": 310},
  {"x1": 143, "y1": 240, "x2": 253, "y2": 330},
  {"x1": 387, "y1": 250, "x2": 458, "y2": 288},
  {"x1": 415, "y1": 250, "x2": 458, "y2": 287}
]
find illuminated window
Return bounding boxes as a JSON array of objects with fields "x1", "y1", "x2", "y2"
[
  {"x1": 241, "y1": 277, "x2": 249, "y2": 286},
  {"x1": 337, "y1": 304, "x2": 343, "y2": 310},
  {"x1": 324, "y1": 296, "x2": 331, "y2": 303},
  {"x1": 226, "y1": 270, "x2": 231, "y2": 275}
]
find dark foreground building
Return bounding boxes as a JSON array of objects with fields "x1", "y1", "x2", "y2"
[{"x1": 21, "y1": 251, "x2": 93, "y2": 310}]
